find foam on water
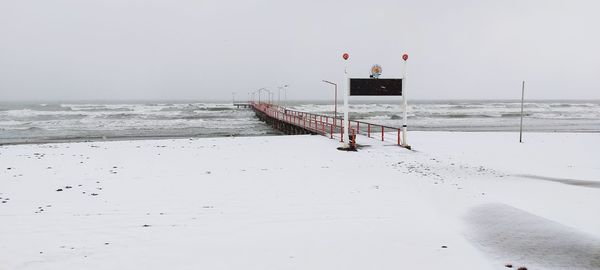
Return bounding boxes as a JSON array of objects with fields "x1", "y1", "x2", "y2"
[{"x1": 1, "y1": 100, "x2": 599, "y2": 144}]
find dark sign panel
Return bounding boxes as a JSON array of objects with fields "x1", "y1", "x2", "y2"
[{"x1": 349, "y1": 78, "x2": 402, "y2": 96}]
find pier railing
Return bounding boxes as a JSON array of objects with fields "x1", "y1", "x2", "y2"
[{"x1": 251, "y1": 102, "x2": 403, "y2": 146}]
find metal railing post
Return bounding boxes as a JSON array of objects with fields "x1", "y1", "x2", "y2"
[{"x1": 330, "y1": 124, "x2": 333, "y2": 139}]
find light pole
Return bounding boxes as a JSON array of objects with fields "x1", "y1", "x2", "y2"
[
  {"x1": 262, "y1": 89, "x2": 273, "y2": 105},
  {"x1": 232, "y1": 92, "x2": 236, "y2": 104},
  {"x1": 283, "y1": 85, "x2": 289, "y2": 107},
  {"x1": 322, "y1": 80, "x2": 338, "y2": 132},
  {"x1": 277, "y1": 87, "x2": 283, "y2": 107},
  {"x1": 277, "y1": 84, "x2": 289, "y2": 107},
  {"x1": 277, "y1": 86, "x2": 284, "y2": 107},
  {"x1": 258, "y1": 88, "x2": 267, "y2": 104}
]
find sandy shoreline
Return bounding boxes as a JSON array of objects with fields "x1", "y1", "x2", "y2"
[{"x1": 1, "y1": 132, "x2": 599, "y2": 269}]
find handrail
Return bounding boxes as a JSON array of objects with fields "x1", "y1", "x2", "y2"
[{"x1": 250, "y1": 102, "x2": 402, "y2": 146}]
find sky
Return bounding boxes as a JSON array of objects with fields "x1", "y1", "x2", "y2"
[{"x1": 0, "y1": 0, "x2": 599, "y2": 101}]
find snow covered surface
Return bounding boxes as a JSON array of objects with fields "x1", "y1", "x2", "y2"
[{"x1": 1, "y1": 132, "x2": 599, "y2": 269}]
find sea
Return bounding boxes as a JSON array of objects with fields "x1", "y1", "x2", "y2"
[{"x1": 1, "y1": 100, "x2": 599, "y2": 145}]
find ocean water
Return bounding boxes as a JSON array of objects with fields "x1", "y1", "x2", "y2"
[{"x1": 1, "y1": 100, "x2": 599, "y2": 144}]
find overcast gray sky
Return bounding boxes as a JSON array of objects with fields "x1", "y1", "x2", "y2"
[{"x1": 1, "y1": 0, "x2": 599, "y2": 101}]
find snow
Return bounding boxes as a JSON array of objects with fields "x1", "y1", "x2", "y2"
[{"x1": 1, "y1": 132, "x2": 599, "y2": 269}]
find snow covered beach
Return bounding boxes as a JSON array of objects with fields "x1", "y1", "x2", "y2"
[{"x1": 1, "y1": 132, "x2": 599, "y2": 269}]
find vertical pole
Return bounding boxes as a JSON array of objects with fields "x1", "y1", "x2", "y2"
[
  {"x1": 330, "y1": 125, "x2": 333, "y2": 139},
  {"x1": 284, "y1": 86, "x2": 288, "y2": 107},
  {"x1": 519, "y1": 81, "x2": 525, "y2": 143},
  {"x1": 401, "y1": 55, "x2": 409, "y2": 148},
  {"x1": 343, "y1": 56, "x2": 350, "y2": 146},
  {"x1": 334, "y1": 83, "x2": 337, "y2": 131}
]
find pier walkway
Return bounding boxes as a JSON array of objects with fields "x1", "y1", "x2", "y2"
[{"x1": 249, "y1": 102, "x2": 405, "y2": 147}]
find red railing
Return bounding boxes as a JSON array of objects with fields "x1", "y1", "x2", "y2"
[{"x1": 251, "y1": 102, "x2": 403, "y2": 146}]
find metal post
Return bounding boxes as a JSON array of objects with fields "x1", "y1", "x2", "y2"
[
  {"x1": 278, "y1": 87, "x2": 282, "y2": 107},
  {"x1": 519, "y1": 81, "x2": 525, "y2": 143},
  {"x1": 342, "y1": 56, "x2": 350, "y2": 146},
  {"x1": 268, "y1": 91, "x2": 273, "y2": 105},
  {"x1": 330, "y1": 125, "x2": 333, "y2": 139},
  {"x1": 322, "y1": 80, "x2": 338, "y2": 135},
  {"x1": 334, "y1": 83, "x2": 337, "y2": 129},
  {"x1": 284, "y1": 85, "x2": 288, "y2": 107},
  {"x1": 401, "y1": 55, "x2": 409, "y2": 148}
]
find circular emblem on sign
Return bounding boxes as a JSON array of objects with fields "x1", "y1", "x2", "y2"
[
  {"x1": 402, "y1": 54, "x2": 409, "y2": 61},
  {"x1": 342, "y1": 53, "x2": 349, "y2": 60},
  {"x1": 370, "y1": 64, "x2": 382, "y2": 78}
]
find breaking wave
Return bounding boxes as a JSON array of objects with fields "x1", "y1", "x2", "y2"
[{"x1": 1, "y1": 100, "x2": 599, "y2": 144}]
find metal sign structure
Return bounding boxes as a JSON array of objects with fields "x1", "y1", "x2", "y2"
[
  {"x1": 349, "y1": 78, "x2": 402, "y2": 96},
  {"x1": 340, "y1": 52, "x2": 411, "y2": 149}
]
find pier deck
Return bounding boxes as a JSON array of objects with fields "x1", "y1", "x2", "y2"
[{"x1": 250, "y1": 102, "x2": 405, "y2": 146}]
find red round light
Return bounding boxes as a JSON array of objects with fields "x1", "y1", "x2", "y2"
[
  {"x1": 342, "y1": 53, "x2": 349, "y2": 60},
  {"x1": 402, "y1": 54, "x2": 408, "y2": 61}
]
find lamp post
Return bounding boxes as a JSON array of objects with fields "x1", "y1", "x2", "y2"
[
  {"x1": 322, "y1": 80, "x2": 338, "y2": 133},
  {"x1": 278, "y1": 84, "x2": 289, "y2": 107},
  {"x1": 284, "y1": 85, "x2": 289, "y2": 107},
  {"x1": 277, "y1": 86, "x2": 283, "y2": 107},
  {"x1": 232, "y1": 92, "x2": 236, "y2": 104},
  {"x1": 258, "y1": 88, "x2": 267, "y2": 104},
  {"x1": 262, "y1": 89, "x2": 273, "y2": 105}
]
